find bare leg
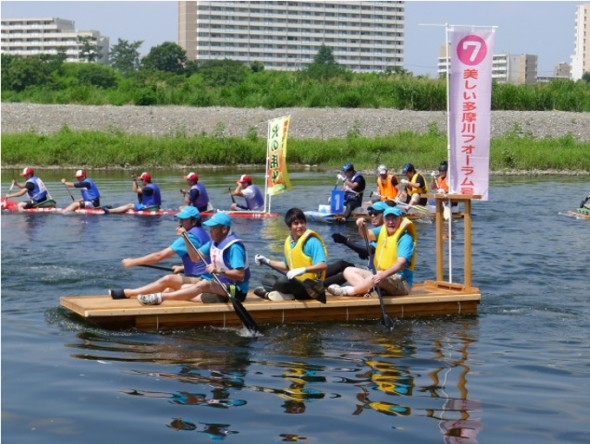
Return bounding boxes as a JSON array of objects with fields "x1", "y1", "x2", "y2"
[
  {"x1": 124, "y1": 274, "x2": 185, "y2": 298},
  {"x1": 106, "y1": 203, "x2": 135, "y2": 214},
  {"x1": 341, "y1": 267, "x2": 374, "y2": 296},
  {"x1": 62, "y1": 201, "x2": 81, "y2": 214},
  {"x1": 161, "y1": 280, "x2": 226, "y2": 303}
]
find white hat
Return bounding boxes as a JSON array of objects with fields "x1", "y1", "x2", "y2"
[{"x1": 377, "y1": 164, "x2": 388, "y2": 174}]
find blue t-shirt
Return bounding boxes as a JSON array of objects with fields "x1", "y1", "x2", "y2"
[
  {"x1": 374, "y1": 226, "x2": 415, "y2": 286},
  {"x1": 200, "y1": 241, "x2": 249, "y2": 293}
]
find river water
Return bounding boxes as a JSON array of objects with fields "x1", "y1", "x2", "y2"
[{"x1": 2, "y1": 170, "x2": 589, "y2": 444}]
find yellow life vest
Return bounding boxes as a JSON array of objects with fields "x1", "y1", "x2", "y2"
[
  {"x1": 284, "y1": 229, "x2": 328, "y2": 281},
  {"x1": 408, "y1": 172, "x2": 427, "y2": 196},
  {"x1": 377, "y1": 174, "x2": 399, "y2": 200},
  {"x1": 374, "y1": 218, "x2": 417, "y2": 271}
]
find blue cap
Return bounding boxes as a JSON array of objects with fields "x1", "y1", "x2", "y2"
[
  {"x1": 342, "y1": 162, "x2": 354, "y2": 172},
  {"x1": 402, "y1": 163, "x2": 414, "y2": 174},
  {"x1": 367, "y1": 201, "x2": 389, "y2": 212},
  {"x1": 175, "y1": 206, "x2": 201, "y2": 220},
  {"x1": 384, "y1": 207, "x2": 404, "y2": 217},
  {"x1": 203, "y1": 212, "x2": 232, "y2": 227}
]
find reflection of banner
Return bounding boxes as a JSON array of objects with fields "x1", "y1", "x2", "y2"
[
  {"x1": 266, "y1": 115, "x2": 291, "y2": 196},
  {"x1": 449, "y1": 27, "x2": 495, "y2": 201}
]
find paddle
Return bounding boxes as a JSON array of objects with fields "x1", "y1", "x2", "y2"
[
  {"x1": 181, "y1": 231, "x2": 259, "y2": 334},
  {"x1": 228, "y1": 187, "x2": 236, "y2": 205},
  {"x1": 62, "y1": 179, "x2": 75, "y2": 202},
  {"x1": 139, "y1": 264, "x2": 176, "y2": 272},
  {"x1": 361, "y1": 224, "x2": 395, "y2": 331},
  {"x1": 260, "y1": 261, "x2": 327, "y2": 304},
  {"x1": 133, "y1": 176, "x2": 142, "y2": 203}
]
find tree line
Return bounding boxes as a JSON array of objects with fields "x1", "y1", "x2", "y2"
[{"x1": 2, "y1": 40, "x2": 589, "y2": 112}]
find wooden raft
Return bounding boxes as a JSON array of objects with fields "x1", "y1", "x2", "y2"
[
  {"x1": 60, "y1": 281, "x2": 480, "y2": 330},
  {"x1": 60, "y1": 194, "x2": 482, "y2": 330}
]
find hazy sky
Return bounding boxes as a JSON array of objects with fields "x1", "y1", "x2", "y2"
[{"x1": 1, "y1": 1, "x2": 579, "y2": 77}]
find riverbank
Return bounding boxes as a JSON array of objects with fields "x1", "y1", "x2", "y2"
[{"x1": 3, "y1": 103, "x2": 590, "y2": 140}]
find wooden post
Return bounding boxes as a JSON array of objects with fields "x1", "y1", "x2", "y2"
[{"x1": 429, "y1": 194, "x2": 480, "y2": 288}]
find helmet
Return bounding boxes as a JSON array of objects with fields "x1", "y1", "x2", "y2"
[
  {"x1": 238, "y1": 174, "x2": 252, "y2": 184},
  {"x1": 342, "y1": 162, "x2": 354, "y2": 172},
  {"x1": 438, "y1": 161, "x2": 448, "y2": 172},
  {"x1": 402, "y1": 163, "x2": 415, "y2": 174},
  {"x1": 20, "y1": 167, "x2": 34, "y2": 177},
  {"x1": 139, "y1": 172, "x2": 152, "y2": 182},
  {"x1": 184, "y1": 172, "x2": 199, "y2": 182},
  {"x1": 75, "y1": 169, "x2": 87, "y2": 179},
  {"x1": 377, "y1": 164, "x2": 388, "y2": 174}
]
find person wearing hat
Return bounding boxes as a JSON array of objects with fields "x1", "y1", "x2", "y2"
[
  {"x1": 180, "y1": 172, "x2": 211, "y2": 212},
  {"x1": 5, "y1": 167, "x2": 54, "y2": 211},
  {"x1": 252, "y1": 207, "x2": 329, "y2": 301},
  {"x1": 104, "y1": 172, "x2": 162, "y2": 214},
  {"x1": 61, "y1": 169, "x2": 102, "y2": 214},
  {"x1": 374, "y1": 164, "x2": 399, "y2": 202},
  {"x1": 137, "y1": 212, "x2": 250, "y2": 305},
  {"x1": 400, "y1": 163, "x2": 428, "y2": 206},
  {"x1": 230, "y1": 174, "x2": 264, "y2": 211},
  {"x1": 108, "y1": 206, "x2": 211, "y2": 299},
  {"x1": 327, "y1": 206, "x2": 417, "y2": 297},
  {"x1": 431, "y1": 160, "x2": 450, "y2": 193},
  {"x1": 336, "y1": 163, "x2": 366, "y2": 219}
]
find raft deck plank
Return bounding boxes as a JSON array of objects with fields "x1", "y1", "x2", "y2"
[{"x1": 60, "y1": 281, "x2": 481, "y2": 330}]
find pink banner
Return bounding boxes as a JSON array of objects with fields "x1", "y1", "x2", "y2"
[{"x1": 449, "y1": 27, "x2": 495, "y2": 200}]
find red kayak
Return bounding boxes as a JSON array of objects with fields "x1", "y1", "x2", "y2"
[{"x1": 1, "y1": 198, "x2": 279, "y2": 218}]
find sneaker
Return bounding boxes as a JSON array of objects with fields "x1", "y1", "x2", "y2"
[
  {"x1": 327, "y1": 284, "x2": 345, "y2": 296},
  {"x1": 109, "y1": 288, "x2": 126, "y2": 299},
  {"x1": 267, "y1": 291, "x2": 295, "y2": 301},
  {"x1": 200, "y1": 293, "x2": 227, "y2": 303},
  {"x1": 253, "y1": 287, "x2": 269, "y2": 300},
  {"x1": 138, "y1": 293, "x2": 163, "y2": 305}
]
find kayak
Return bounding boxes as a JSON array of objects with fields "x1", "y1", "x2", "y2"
[
  {"x1": 565, "y1": 207, "x2": 590, "y2": 220},
  {"x1": 304, "y1": 204, "x2": 464, "y2": 224},
  {"x1": 2, "y1": 198, "x2": 279, "y2": 218}
]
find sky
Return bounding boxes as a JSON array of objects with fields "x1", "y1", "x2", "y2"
[{"x1": 1, "y1": 1, "x2": 580, "y2": 77}]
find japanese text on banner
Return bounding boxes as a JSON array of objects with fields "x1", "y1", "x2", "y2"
[
  {"x1": 266, "y1": 115, "x2": 291, "y2": 196},
  {"x1": 449, "y1": 27, "x2": 495, "y2": 200}
]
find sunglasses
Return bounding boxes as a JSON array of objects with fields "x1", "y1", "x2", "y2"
[{"x1": 368, "y1": 210, "x2": 383, "y2": 216}]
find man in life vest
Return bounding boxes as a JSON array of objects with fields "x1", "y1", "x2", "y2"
[
  {"x1": 326, "y1": 206, "x2": 417, "y2": 297},
  {"x1": 580, "y1": 195, "x2": 590, "y2": 211},
  {"x1": 230, "y1": 174, "x2": 264, "y2": 211},
  {"x1": 375, "y1": 164, "x2": 399, "y2": 202},
  {"x1": 138, "y1": 212, "x2": 250, "y2": 305},
  {"x1": 180, "y1": 171, "x2": 211, "y2": 212},
  {"x1": 252, "y1": 207, "x2": 329, "y2": 301},
  {"x1": 104, "y1": 172, "x2": 162, "y2": 214},
  {"x1": 109, "y1": 206, "x2": 211, "y2": 299},
  {"x1": 431, "y1": 161, "x2": 450, "y2": 193},
  {"x1": 5, "y1": 167, "x2": 53, "y2": 211},
  {"x1": 400, "y1": 163, "x2": 428, "y2": 206},
  {"x1": 61, "y1": 169, "x2": 101, "y2": 213},
  {"x1": 337, "y1": 162, "x2": 366, "y2": 218}
]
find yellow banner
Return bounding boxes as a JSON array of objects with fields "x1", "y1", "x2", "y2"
[{"x1": 266, "y1": 115, "x2": 291, "y2": 196}]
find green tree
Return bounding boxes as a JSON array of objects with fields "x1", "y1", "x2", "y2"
[
  {"x1": 1, "y1": 55, "x2": 50, "y2": 92},
  {"x1": 110, "y1": 38, "x2": 143, "y2": 76},
  {"x1": 305, "y1": 44, "x2": 346, "y2": 80},
  {"x1": 78, "y1": 36, "x2": 101, "y2": 63},
  {"x1": 198, "y1": 59, "x2": 249, "y2": 86},
  {"x1": 141, "y1": 42, "x2": 187, "y2": 74},
  {"x1": 250, "y1": 60, "x2": 265, "y2": 73},
  {"x1": 77, "y1": 64, "x2": 118, "y2": 89},
  {"x1": 582, "y1": 72, "x2": 590, "y2": 83}
]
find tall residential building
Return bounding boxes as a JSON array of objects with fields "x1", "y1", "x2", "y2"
[
  {"x1": 1, "y1": 17, "x2": 109, "y2": 63},
  {"x1": 178, "y1": 1, "x2": 405, "y2": 72},
  {"x1": 438, "y1": 44, "x2": 538, "y2": 84},
  {"x1": 572, "y1": 3, "x2": 590, "y2": 80}
]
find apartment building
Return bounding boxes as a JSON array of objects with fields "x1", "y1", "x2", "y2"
[
  {"x1": 571, "y1": 3, "x2": 590, "y2": 80},
  {"x1": 178, "y1": 1, "x2": 405, "y2": 72},
  {"x1": 1, "y1": 17, "x2": 109, "y2": 63},
  {"x1": 438, "y1": 44, "x2": 538, "y2": 84}
]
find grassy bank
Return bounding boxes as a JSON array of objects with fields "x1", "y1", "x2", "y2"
[{"x1": 2, "y1": 126, "x2": 589, "y2": 173}]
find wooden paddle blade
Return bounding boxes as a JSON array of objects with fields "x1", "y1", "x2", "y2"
[
  {"x1": 302, "y1": 279, "x2": 326, "y2": 304},
  {"x1": 231, "y1": 298, "x2": 259, "y2": 334}
]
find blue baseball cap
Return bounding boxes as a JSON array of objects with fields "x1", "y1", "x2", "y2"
[
  {"x1": 342, "y1": 162, "x2": 354, "y2": 172},
  {"x1": 176, "y1": 206, "x2": 201, "y2": 220},
  {"x1": 203, "y1": 212, "x2": 232, "y2": 227},
  {"x1": 367, "y1": 201, "x2": 389, "y2": 212},
  {"x1": 384, "y1": 207, "x2": 404, "y2": 218}
]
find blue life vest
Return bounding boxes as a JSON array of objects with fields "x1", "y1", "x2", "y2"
[
  {"x1": 142, "y1": 183, "x2": 161, "y2": 207},
  {"x1": 27, "y1": 175, "x2": 48, "y2": 202},
  {"x1": 183, "y1": 226, "x2": 211, "y2": 277},
  {"x1": 79, "y1": 178, "x2": 100, "y2": 201},
  {"x1": 189, "y1": 182, "x2": 210, "y2": 210},
  {"x1": 245, "y1": 185, "x2": 264, "y2": 211}
]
